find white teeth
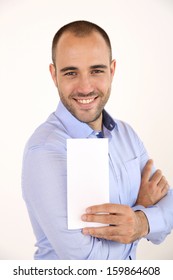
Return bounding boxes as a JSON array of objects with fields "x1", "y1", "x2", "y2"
[{"x1": 77, "y1": 98, "x2": 94, "y2": 104}]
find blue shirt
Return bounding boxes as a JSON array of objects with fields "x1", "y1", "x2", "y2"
[{"x1": 22, "y1": 101, "x2": 173, "y2": 260}]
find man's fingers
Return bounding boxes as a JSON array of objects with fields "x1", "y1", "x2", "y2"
[
  {"x1": 82, "y1": 226, "x2": 117, "y2": 237},
  {"x1": 157, "y1": 175, "x2": 166, "y2": 188},
  {"x1": 150, "y1": 169, "x2": 163, "y2": 184},
  {"x1": 85, "y1": 203, "x2": 130, "y2": 215},
  {"x1": 82, "y1": 225, "x2": 134, "y2": 243},
  {"x1": 141, "y1": 159, "x2": 153, "y2": 183},
  {"x1": 81, "y1": 213, "x2": 124, "y2": 225},
  {"x1": 159, "y1": 177, "x2": 169, "y2": 193}
]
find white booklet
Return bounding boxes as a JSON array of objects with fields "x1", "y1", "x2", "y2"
[{"x1": 67, "y1": 138, "x2": 109, "y2": 229}]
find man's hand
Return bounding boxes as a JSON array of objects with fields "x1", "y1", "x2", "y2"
[
  {"x1": 135, "y1": 159, "x2": 169, "y2": 207},
  {"x1": 81, "y1": 204, "x2": 148, "y2": 243},
  {"x1": 81, "y1": 159, "x2": 169, "y2": 243}
]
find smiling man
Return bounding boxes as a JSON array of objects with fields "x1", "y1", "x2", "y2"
[
  {"x1": 49, "y1": 29, "x2": 115, "y2": 131},
  {"x1": 22, "y1": 20, "x2": 173, "y2": 260}
]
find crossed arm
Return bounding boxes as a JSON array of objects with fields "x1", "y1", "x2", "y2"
[{"x1": 81, "y1": 159, "x2": 169, "y2": 243}]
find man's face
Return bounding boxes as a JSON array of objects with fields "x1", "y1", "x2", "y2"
[{"x1": 50, "y1": 31, "x2": 116, "y2": 130}]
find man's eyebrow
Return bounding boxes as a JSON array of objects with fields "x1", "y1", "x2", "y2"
[
  {"x1": 90, "y1": 64, "x2": 108, "y2": 69},
  {"x1": 60, "y1": 66, "x2": 78, "y2": 72},
  {"x1": 60, "y1": 64, "x2": 108, "y2": 72}
]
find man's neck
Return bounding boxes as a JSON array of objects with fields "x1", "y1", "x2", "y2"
[{"x1": 87, "y1": 113, "x2": 103, "y2": 131}]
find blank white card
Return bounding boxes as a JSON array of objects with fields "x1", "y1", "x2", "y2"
[{"x1": 67, "y1": 138, "x2": 109, "y2": 229}]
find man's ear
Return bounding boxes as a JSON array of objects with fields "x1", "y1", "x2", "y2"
[
  {"x1": 110, "y1": 59, "x2": 116, "y2": 79},
  {"x1": 49, "y1": 63, "x2": 58, "y2": 87}
]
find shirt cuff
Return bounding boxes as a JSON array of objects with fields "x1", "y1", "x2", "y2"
[
  {"x1": 132, "y1": 205, "x2": 166, "y2": 242},
  {"x1": 132, "y1": 205, "x2": 146, "y2": 212}
]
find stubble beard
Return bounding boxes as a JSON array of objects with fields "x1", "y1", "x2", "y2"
[{"x1": 58, "y1": 88, "x2": 111, "y2": 126}]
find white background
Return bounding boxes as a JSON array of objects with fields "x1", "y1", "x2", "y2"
[{"x1": 0, "y1": 0, "x2": 173, "y2": 259}]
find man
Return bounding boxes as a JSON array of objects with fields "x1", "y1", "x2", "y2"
[{"x1": 22, "y1": 20, "x2": 173, "y2": 260}]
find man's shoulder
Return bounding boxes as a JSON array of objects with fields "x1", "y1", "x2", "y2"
[
  {"x1": 24, "y1": 112, "x2": 67, "y2": 153},
  {"x1": 112, "y1": 117, "x2": 137, "y2": 135}
]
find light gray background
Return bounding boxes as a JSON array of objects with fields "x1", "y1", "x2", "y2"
[{"x1": 0, "y1": 0, "x2": 172, "y2": 259}]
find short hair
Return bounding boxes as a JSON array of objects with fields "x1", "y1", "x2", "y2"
[{"x1": 51, "y1": 20, "x2": 112, "y2": 65}]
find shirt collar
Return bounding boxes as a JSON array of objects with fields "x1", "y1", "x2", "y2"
[
  {"x1": 102, "y1": 109, "x2": 118, "y2": 131},
  {"x1": 54, "y1": 101, "x2": 118, "y2": 138}
]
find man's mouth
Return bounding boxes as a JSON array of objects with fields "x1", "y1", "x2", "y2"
[{"x1": 76, "y1": 98, "x2": 95, "y2": 104}]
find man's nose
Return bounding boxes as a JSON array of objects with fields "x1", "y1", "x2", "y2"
[{"x1": 76, "y1": 76, "x2": 94, "y2": 94}]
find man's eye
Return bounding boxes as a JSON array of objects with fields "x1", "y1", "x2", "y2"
[
  {"x1": 64, "y1": 72, "x2": 77, "y2": 76},
  {"x1": 91, "y1": 69, "x2": 104, "y2": 74}
]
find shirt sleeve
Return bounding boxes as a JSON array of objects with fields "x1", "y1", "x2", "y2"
[
  {"x1": 134, "y1": 190, "x2": 173, "y2": 244},
  {"x1": 131, "y1": 127, "x2": 173, "y2": 244},
  {"x1": 22, "y1": 146, "x2": 126, "y2": 260}
]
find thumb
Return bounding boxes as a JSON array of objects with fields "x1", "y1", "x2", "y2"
[{"x1": 141, "y1": 159, "x2": 153, "y2": 183}]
